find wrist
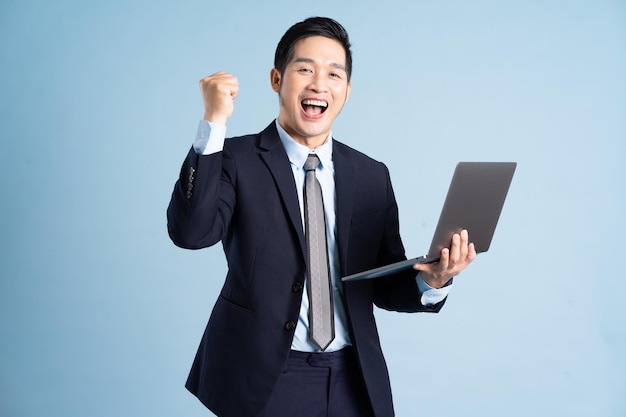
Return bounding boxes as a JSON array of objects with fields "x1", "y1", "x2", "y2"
[
  {"x1": 203, "y1": 112, "x2": 228, "y2": 126},
  {"x1": 422, "y1": 274, "x2": 452, "y2": 289}
]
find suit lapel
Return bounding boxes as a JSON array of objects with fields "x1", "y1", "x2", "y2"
[
  {"x1": 258, "y1": 123, "x2": 307, "y2": 260},
  {"x1": 332, "y1": 142, "x2": 357, "y2": 275},
  {"x1": 256, "y1": 125, "x2": 359, "y2": 273}
]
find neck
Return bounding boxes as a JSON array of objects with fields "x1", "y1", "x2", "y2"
[{"x1": 277, "y1": 122, "x2": 330, "y2": 150}]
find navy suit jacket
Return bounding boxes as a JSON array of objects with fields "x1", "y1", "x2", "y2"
[{"x1": 167, "y1": 121, "x2": 445, "y2": 417}]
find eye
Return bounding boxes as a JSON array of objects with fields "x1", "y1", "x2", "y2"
[
  {"x1": 298, "y1": 67, "x2": 313, "y2": 73},
  {"x1": 330, "y1": 72, "x2": 342, "y2": 79}
]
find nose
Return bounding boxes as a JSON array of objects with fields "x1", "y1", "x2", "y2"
[{"x1": 308, "y1": 71, "x2": 329, "y2": 93}]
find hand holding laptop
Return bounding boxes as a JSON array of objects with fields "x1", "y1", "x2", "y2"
[
  {"x1": 341, "y1": 162, "x2": 516, "y2": 283},
  {"x1": 413, "y1": 229, "x2": 476, "y2": 288}
]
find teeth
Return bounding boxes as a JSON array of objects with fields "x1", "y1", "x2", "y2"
[{"x1": 302, "y1": 99, "x2": 328, "y2": 108}]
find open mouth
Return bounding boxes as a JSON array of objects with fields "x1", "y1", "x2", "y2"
[{"x1": 301, "y1": 99, "x2": 328, "y2": 116}]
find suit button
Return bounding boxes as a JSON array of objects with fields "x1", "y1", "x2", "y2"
[
  {"x1": 291, "y1": 282, "x2": 303, "y2": 293},
  {"x1": 284, "y1": 321, "x2": 296, "y2": 331}
]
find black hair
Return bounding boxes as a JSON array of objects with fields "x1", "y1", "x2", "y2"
[{"x1": 274, "y1": 17, "x2": 353, "y2": 81}]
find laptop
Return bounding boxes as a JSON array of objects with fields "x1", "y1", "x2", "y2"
[{"x1": 341, "y1": 162, "x2": 517, "y2": 281}]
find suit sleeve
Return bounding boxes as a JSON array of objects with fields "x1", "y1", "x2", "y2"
[{"x1": 167, "y1": 146, "x2": 236, "y2": 249}]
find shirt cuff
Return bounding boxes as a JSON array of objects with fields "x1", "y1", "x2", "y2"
[
  {"x1": 416, "y1": 272, "x2": 453, "y2": 306},
  {"x1": 193, "y1": 120, "x2": 227, "y2": 155}
]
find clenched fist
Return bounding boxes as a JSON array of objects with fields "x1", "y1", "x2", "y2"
[{"x1": 199, "y1": 71, "x2": 239, "y2": 125}]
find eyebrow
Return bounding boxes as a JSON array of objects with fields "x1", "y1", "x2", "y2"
[{"x1": 293, "y1": 57, "x2": 346, "y2": 72}]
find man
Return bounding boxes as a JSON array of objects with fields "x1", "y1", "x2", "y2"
[{"x1": 167, "y1": 17, "x2": 475, "y2": 417}]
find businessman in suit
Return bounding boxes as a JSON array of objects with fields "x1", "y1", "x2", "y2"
[{"x1": 167, "y1": 17, "x2": 475, "y2": 417}]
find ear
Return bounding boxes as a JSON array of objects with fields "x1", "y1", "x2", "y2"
[{"x1": 270, "y1": 68, "x2": 281, "y2": 92}]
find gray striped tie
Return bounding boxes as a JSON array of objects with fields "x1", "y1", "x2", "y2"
[{"x1": 304, "y1": 154, "x2": 334, "y2": 350}]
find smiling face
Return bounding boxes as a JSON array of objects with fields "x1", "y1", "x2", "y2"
[{"x1": 270, "y1": 36, "x2": 352, "y2": 149}]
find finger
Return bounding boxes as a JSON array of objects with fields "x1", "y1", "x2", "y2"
[
  {"x1": 202, "y1": 71, "x2": 230, "y2": 81},
  {"x1": 412, "y1": 262, "x2": 428, "y2": 272},
  {"x1": 467, "y1": 242, "x2": 477, "y2": 262},
  {"x1": 222, "y1": 78, "x2": 239, "y2": 99},
  {"x1": 199, "y1": 73, "x2": 238, "y2": 90},
  {"x1": 199, "y1": 77, "x2": 239, "y2": 105},
  {"x1": 412, "y1": 259, "x2": 438, "y2": 273},
  {"x1": 438, "y1": 247, "x2": 450, "y2": 270},
  {"x1": 448, "y1": 233, "x2": 461, "y2": 265},
  {"x1": 228, "y1": 80, "x2": 240, "y2": 99},
  {"x1": 459, "y1": 229, "x2": 469, "y2": 261}
]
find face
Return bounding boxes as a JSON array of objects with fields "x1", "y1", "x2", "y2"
[{"x1": 270, "y1": 36, "x2": 352, "y2": 148}]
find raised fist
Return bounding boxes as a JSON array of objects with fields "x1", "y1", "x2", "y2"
[{"x1": 199, "y1": 71, "x2": 239, "y2": 125}]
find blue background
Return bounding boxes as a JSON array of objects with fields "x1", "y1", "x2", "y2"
[{"x1": 1, "y1": 1, "x2": 624, "y2": 416}]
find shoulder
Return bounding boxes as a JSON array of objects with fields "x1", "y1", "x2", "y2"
[
  {"x1": 223, "y1": 132, "x2": 260, "y2": 152},
  {"x1": 333, "y1": 138, "x2": 389, "y2": 173},
  {"x1": 223, "y1": 122, "x2": 279, "y2": 155}
]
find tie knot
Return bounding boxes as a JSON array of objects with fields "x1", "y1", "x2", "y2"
[{"x1": 304, "y1": 154, "x2": 320, "y2": 172}]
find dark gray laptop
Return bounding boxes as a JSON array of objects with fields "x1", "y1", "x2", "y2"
[{"x1": 341, "y1": 162, "x2": 517, "y2": 281}]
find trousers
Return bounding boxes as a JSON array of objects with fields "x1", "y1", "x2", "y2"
[{"x1": 257, "y1": 347, "x2": 375, "y2": 417}]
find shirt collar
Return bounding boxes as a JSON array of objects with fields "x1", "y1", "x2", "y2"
[{"x1": 275, "y1": 119, "x2": 333, "y2": 170}]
